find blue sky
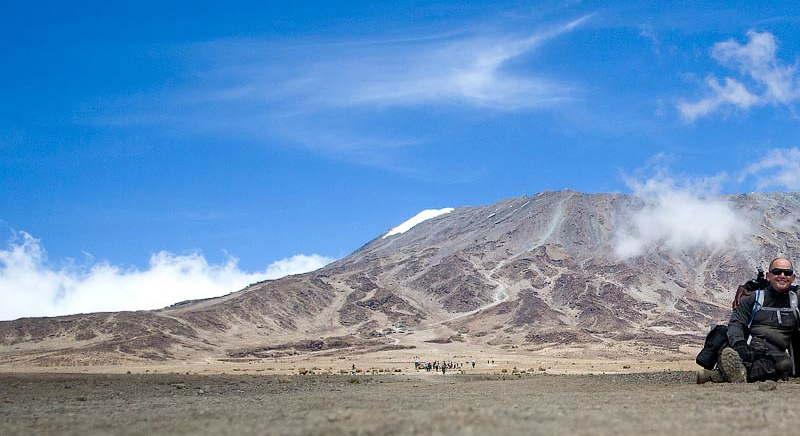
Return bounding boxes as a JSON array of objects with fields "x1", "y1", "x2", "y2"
[{"x1": 3, "y1": 1, "x2": 800, "y2": 319}]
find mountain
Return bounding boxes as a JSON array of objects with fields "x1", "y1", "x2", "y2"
[{"x1": 3, "y1": 190, "x2": 800, "y2": 366}]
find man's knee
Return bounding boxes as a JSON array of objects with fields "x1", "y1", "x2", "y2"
[{"x1": 774, "y1": 355, "x2": 793, "y2": 377}]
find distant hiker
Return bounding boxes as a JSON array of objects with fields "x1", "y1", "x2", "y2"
[
  {"x1": 697, "y1": 258, "x2": 799, "y2": 383},
  {"x1": 471, "y1": 360, "x2": 475, "y2": 368},
  {"x1": 442, "y1": 364, "x2": 446, "y2": 375}
]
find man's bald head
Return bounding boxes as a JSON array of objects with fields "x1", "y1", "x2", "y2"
[{"x1": 769, "y1": 257, "x2": 795, "y2": 271}]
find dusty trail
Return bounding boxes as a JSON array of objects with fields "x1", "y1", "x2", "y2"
[{"x1": 387, "y1": 272, "x2": 509, "y2": 345}]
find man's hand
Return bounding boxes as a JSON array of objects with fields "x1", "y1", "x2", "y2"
[{"x1": 733, "y1": 341, "x2": 756, "y2": 363}]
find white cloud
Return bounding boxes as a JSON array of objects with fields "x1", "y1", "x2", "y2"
[
  {"x1": 384, "y1": 208, "x2": 454, "y2": 238},
  {"x1": 677, "y1": 77, "x2": 759, "y2": 121},
  {"x1": 678, "y1": 30, "x2": 800, "y2": 120},
  {"x1": 712, "y1": 31, "x2": 798, "y2": 104},
  {"x1": 263, "y1": 254, "x2": 335, "y2": 278},
  {"x1": 739, "y1": 146, "x2": 800, "y2": 190},
  {"x1": 614, "y1": 173, "x2": 751, "y2": 259},
  {"x1": 0, "y1": 232, "x2": 335, "y2": 321}
]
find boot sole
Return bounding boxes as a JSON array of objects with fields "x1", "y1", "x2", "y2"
[{"x1": 720, "y1": 347, "x2": 747, "y2": 383}]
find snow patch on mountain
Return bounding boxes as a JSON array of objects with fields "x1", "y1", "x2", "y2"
[{"x1": 384, "y1": 208, "x2": 454, "y2": 238}]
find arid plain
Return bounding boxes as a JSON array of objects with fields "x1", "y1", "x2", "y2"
[
  {"x1": 5, "y1": 341, "x2": 794, "y2": 436},
  {"x1": 3, "y1": 358, "x2": 799, "y2": 436}
]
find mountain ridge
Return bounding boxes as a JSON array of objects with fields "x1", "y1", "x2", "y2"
[{"x1": 3, "y1": 189, "x2": 800, "y2": 365}]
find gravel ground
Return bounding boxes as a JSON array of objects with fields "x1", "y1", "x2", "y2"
[{"x1": 2, "y1": 371, "x2": 799, "y2": 435}]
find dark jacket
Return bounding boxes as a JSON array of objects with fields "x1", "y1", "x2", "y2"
[{"x1": 728, "y1": 286, "x2": 798, "y2": 354}]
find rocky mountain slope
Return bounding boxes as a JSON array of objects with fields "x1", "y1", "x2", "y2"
[{"x1": 3, "y1": 190, "x2": 799, "y2": 365}]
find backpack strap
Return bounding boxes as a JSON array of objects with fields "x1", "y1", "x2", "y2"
[
  {"x1": 746, "y1": 289, "x2": 762, "y2": 345},
  {"x1": 789, "y1": 291, "x2": 799, "y2": 376},
  {"x1": 747, "y1": 289, "x2": 763, "y2": 329}
]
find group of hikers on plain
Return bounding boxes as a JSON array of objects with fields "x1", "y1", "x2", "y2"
[
  {"x1": 415, "y1": 360, "x2": 476, "y2": 373},
  {"x1": 696, "y1": 257, "x2": 800, "y2": 383}
]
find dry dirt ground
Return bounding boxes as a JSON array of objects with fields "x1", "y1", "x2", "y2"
[{"x1": 3, "y1": 369, "x2": 800, "y2": 436}]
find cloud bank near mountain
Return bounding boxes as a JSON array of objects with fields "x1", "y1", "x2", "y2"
[
  {"x1": 614, "y1": 173, "x2": 751, "y2": 259},
  {"x1": 0, "y1": 232, "x2": 334, "y2": 321}
]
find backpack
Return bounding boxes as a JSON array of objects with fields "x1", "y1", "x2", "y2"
[{"x1": 696, "y1": 325, "x2": 728, "y2": 370}]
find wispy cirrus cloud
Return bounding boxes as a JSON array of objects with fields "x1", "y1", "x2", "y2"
[
  {"x1": 327, "y1": 16, "x2": 591, "y2": 110},
  {"x1": 678, "y1": 30, "x2": 800, "y2": 121},
  {"x1": 93, "y1": 15, "x2": 592, "y2": 166},
  {"x1": 739, "y1": 146, "x2": 800, "y2": 190},
  {"x1": 195, "y1": 15, "x2": 592, "y2": 112}
]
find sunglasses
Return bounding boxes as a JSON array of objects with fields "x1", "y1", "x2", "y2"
[{"x1": 770, "y1": 268, "x2": 795, "y2": 276}]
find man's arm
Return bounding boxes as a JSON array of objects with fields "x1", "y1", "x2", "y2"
[
  {"x1": 728, "y1": 293, "x2": 759, "y2": 363},
  {"x1": 727, "y1": 294, "x2": 754, "y2": 346}
]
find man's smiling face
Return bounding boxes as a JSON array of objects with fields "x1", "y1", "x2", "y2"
[{"x1": 767, "y1": 258, "x2": 796, "y2": 293}]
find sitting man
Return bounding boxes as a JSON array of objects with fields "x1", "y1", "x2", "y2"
[{"x1": 718, "y1": 257, "x2": 799, "y2": 382}]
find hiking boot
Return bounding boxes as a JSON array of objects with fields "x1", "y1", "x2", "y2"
[
  {"x1": 696, "y1": 368, "x2": 724, "y2": 384},
  {"x1": 719, "y1": 347, "x2": 747, "y2": 383}
]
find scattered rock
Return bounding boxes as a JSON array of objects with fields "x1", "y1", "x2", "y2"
[{"x1": 758, "y1": 381, "x2": 777, "y2": 391}]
